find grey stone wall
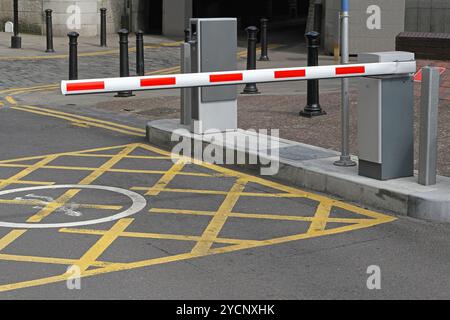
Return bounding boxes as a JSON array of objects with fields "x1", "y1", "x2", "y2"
[
  {"x1": 0, "y1": 0, "x2": 124, "y2": 36},
  {"x1": 405, "y1": 0, "x2": 450, "y2": 33},
  {"x1": 323, "y1": 0, "x2": 405, "y2": 55}
]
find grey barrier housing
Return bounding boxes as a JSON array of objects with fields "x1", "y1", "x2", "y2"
[
  {"x1": 181, "y1": 18, "x2": 238, "y2": 134},
  {"x1": 358, "y1": 52, "x2": 415, "y2": 180}
]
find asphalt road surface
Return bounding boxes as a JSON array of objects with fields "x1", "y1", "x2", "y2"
[{"x1": 0, "y1": 96, "x2": 448, "y2": 300}]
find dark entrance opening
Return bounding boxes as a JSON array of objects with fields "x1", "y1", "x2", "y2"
[{"x1": 145, "y1": 0, "x2": 163, "y2": 34}]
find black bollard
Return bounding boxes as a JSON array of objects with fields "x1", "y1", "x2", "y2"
[
  {"x1": 116, "y1": 29, "x2": 133, "y2": 97},
  {"x1": 314, "y1": 2, "x2": 323, "y2": 35},
  {"x1": 100, "y1": 8, "x2": 107, "y2": 47},
  {"x1": 136, "y1": 30, "x2": 145, "y2": 76},
  {"x1": 300, "y1": 31, "x2": 326, "y2": 118},
  {"x1": 45, "y1": 9, "x2": 54, "y2": 53},
  {"x1": 242, "y1": 26, "x2": 260, "y2": 94},
  {"x1": 259, "y1": 18, "x2": 269, "y2": 61},
  {"x1": 11, "y1": 0, "x2": 21, "y2": 49},
  {"x1": 68, "y1": 32, "x2": 79, "y2": 80}
]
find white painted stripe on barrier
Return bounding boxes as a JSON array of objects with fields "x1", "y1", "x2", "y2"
[{"x1": 61, "y1": 61, "x2": 416, "y2": 95}]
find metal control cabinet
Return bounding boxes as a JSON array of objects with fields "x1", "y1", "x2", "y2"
[
  {"x1": 189, "y1": 18, "x2": 238, "y2": 133},
  {"x1": 358, "y1": 51, "x2": 415, "y2": 180}
]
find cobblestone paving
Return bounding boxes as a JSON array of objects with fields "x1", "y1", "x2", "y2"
[{"x1": 0, "y1": 46, "x2": 180, "y2": 89}]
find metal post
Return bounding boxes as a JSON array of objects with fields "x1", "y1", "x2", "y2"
[
  {"x1": 181, "y1": 36, "x2": 191, "y2": 125},
  {"x1": 100, "y1": 8, "x2": 107, "y2": 47},
  {"x1": 300, "y1": 31, "x2": 326, "y2": 118},
  {"x1": 45, "y1": 9, "x2": 54, "y2": 53},
  {"x1": 184, "y1": 28, "x2": 191, "y2": 43},
  {"x1": 11, "y1": 0, "x2": 21, "y2": 49},
  {"x1": 136, "y1": 30, "x2": 145, "y2": 76},
  {"x1": 259, "y1": 18, "x2": 269, "y2": 61},
  {"x1": 68, "y1": 32, "x2": 79, "y2": 80},
  {"x1": 242, "y1": 26, "x2": 260, "y2": 94},
  {"x1": 419, "y1": 67, "x2": 440, "y2": 186},
  {"x1": 334, "y1": 0, "x2": 356, "y2": 167},
  {"x1": 116, "y1": 29, "x2": 133, "y2": 97}
]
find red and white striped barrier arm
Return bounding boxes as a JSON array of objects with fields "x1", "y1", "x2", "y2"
[{"x1": 61, "y1": 61, "x2": 416, "y2": 95}]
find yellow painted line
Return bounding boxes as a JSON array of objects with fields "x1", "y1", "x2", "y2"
[
  {"x1": 0, "y1": 101, "x2": 4, "y2": 107},
  {"x1": 20, "y1": 105, "x2": 146, "y2": 134},
  {"x1": 65, "y1": 153, "x2": 172, "y2": 160},
  {"x1": 75, "y1": 218, "x2": 133, "y2": 272},
  {"x1": 307, "y1": 202, "x2": 332, "y2": 234},
  {"x1": 0, "y1": 84, "x2": 59, "y2": 95},
  {"x1": 0, "y1": 253, "x2": 119, "y2": 268},
  {"x1": 132, "y1": 186, "x2": 303, "y2": 197},
  {"x1": 191, "y1": 178, "x2": 247, "y2": 255},
  {"x1": 11, "y1": 106, "x2": 145, "y2": 137},
  {"x1": 0, "y1": 179, "x2": 55, "y2": 186},
  {"x1": 27, "y1": 145, "x2": 138, "y2": 223},
  {"x1": 0, "y1": 199, "x2": 121, "y2": 211},
  {"x1": 0, "y1": 230, "x2": 27, "y2": 251},
  {"x1": 5, "y1": 96, "x2": 17, "y2": 105},
  {"x1": 0, "y1": 155, "x2": 58, "y2": 190},
  {"x1": 149, "y1": 207, "x2": 377, "y2": 224},
  {"x1": 59, "y1": 227, "x2": 260, "y2": 246},
  {"x1": 145, "y1": 159, "x2": 186, "y2": 196}
]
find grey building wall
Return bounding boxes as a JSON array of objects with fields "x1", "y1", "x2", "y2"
[
  {"x1": 323, "y1": 0, "x2": 405, "y2": 55},
  {"x1": 0, "y1": 0, "x2": 123, "y2": 36},
  {"x1": 405, "y1": 0, "x2": 450, "y2": 33}
]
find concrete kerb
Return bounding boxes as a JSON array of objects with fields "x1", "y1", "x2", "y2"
[{"x1": 147, "y1": 119, "x2": 450, "y2": 223}]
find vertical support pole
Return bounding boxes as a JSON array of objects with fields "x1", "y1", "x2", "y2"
[
  {"x1": 116, "y1": 29, "x2": 133, "y2": 97},
  {"x1": 100, "y1": 8, "x2": 107, "y2": 47},
  {"x1": 334, "y1": 0, "x2": 356, "y2": 167},
  {"x1": 419, "y1": 67, "x2": 440, "y2": 186},
  {"x1": 121, "y1": 0, "x2": 130, "y2": 29},
  {"x1": 136, "y1": 30, "x2": 145, "y2": 76},
  {"x1": 259, "y1": 18, "x2": 269, "y2": 61},
  {"x1": 181, "y1": 32, "x2": 192, "y2": 125},
  {"x1": 45, "y1": 9, "x2": 54, "y2": 53},
  {"x1": 242, "y1": 26, "x2": 260, "y2": 94},
  {"x1": 11, "y1": 0, "x2": 21, "y2": 49},
  {"x1": 68, "y1": 32, "x2": 79, "y2": 80},
  {"x1": 300, "y1": 31, "x2": 326, "y2": 118}
]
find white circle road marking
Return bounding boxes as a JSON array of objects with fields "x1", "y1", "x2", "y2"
[{"x1": 0, "y1": 185, "x2": 147, "y2": 229}]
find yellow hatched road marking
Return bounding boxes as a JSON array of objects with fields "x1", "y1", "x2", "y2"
[
  {"x1": 144, "y1": 159, "x2": 186, "y2": 196},
  {"x1": 149, "y1": 207, "x2": 377, "y2": 224},
  {"x1": 307, "y1": 202, "x2": 333, "y2": 234},
  {"x1": 0, "y1": 199, "x2": 121, "y2": 211},
  {"x1": 74, "y1": 218, "x2": 134, "y2": 273},
  {"x1": 59, "y1": 227, "x2": 260, "y2": 246},
  {"x1": 191, "y1": 178, "x2": 248, "y2": 255},
  {"x1": 26, "y1": 144, "x2": 138, "y2": 223}
]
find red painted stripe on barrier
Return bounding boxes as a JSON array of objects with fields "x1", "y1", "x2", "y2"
[
  {"x1": 66, "y1": 81, "x2": 105, "y2": 92},
  {"x1": 140, "y1": 77, "x2": 176, "y2": 87},
  {"x1": 274, "y1": 69, "x2": 306, "y2": 79},
  {"x1": 335, "y1": 66, "x2": 366, "y2": 75},
  {"x1": 210, "y1": 73, "x2": 243, "y2": 83}
]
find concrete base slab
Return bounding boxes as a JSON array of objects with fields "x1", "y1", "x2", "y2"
[{"x1": 147, "y1": 119, "x2": 450, "y2": 223}]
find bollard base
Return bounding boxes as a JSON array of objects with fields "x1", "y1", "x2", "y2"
[
  {"x1": 259, "y1": 56, "x2": 270, "y2": 61},
  {"x1": 11, "y1": 36, "x2": 21, "y2": 49},
  {"x1": 241, "y1": 84, "x2": 260, "y2": 95},
  {"x1": 299, "y1": 104, "x2": 326, "y2": 118},
  {"x1": 115, "y1": 91, "x2": 134, "y2": 98},
  {"x1": 45, "y1": 49, "x2": 55, "y2": 53},
  {"x1": 334, "y1": 156, "x2": 357, "y2": 167}
]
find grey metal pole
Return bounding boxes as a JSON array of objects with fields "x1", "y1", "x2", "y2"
[
  {"x1": 419, "y1": 67, "x2": 440, "y2": 186},
  {"x1": 334, "y1": 1, "x2": 356, "y2": 167},
  {"x1": 259, "y1": 18, "x2": 269, "y2": 61}
]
